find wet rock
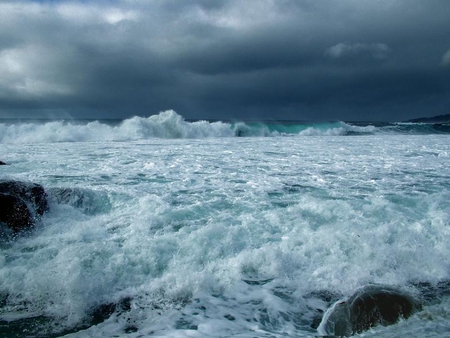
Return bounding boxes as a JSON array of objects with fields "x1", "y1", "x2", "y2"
[
  {"x1": 0, "y1": 180, "x2": 48, "y2": 232},
  {"x1": 305, "y1": 290, "x2": 343, "y2": 330},
  {"x1": 48, "y1": 188, "x2": 90, "y2": 208},
  {"x1": 0, "y1": 193, "x2": 34, "y2": 232},
  {"x1": 47, "y1": 187, "x2": 112, "y2": 215},
  {"x1": 0, "y1": 180, "x2": 48, "y2": 216},
  {"x1": 317, "y1": 285, "x2": 421, "y2": 336},
  {"x1": 0, "y1": 161, "x2": 6, "y2": 165}
]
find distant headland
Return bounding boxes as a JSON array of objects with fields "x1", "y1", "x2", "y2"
[{"x1": 406, "y1": 114, "x2": 450, "y2": 123}]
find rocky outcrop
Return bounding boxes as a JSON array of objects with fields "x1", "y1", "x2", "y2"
[
  {"x1": 0, "y1": 180, "x2": 48, "y2": 216},
  {"x1": 317, "y1": 285, "x2": 421, "y2": 336},
  {"x1": 0, "y1": 194, "x2": 34, "y2": 232},
  {"x1": 1, "y1": 181, "x2": 111, "y2": 234},
  {"x1": 0, "y1": 180, "x2": 48, "y2": 232},
  {"x1": 0, "y1": 161, "x2": 6, "y2": 165}
]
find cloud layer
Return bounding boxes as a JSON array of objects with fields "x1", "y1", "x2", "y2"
[
  {"x1": 1, "y1": 0, "x2": 449, "y2": 121},
  {"x1": 325, "y1": 43, "x2": 391, "y2": 60}
]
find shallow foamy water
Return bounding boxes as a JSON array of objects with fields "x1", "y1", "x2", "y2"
[{"x1": 1, "y1": 125, "x2": 450, "y2": 336}]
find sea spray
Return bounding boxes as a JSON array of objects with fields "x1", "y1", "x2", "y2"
[
  {"x1": 0, "y1": 120, "x2": 450, "y2": 337},
  {"x1": 5, "y1": 110, "x2": 444, "y2": 145}
]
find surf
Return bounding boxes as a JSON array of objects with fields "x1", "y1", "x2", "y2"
[{"x1": 0, "y1": 110, "x2": 412, "y2": 144}]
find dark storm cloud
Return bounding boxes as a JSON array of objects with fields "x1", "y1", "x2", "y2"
[{"x1": 0, "y1": 0, "x2": 449, "y2": 121}]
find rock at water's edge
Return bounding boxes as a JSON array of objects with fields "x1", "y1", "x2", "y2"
[
  {"x1": 0, "y1": 161, "x2": 6, "y2": 165},
  {"x1": 0, "y1": 180, "x2": 48, "y2": 232},
  {"x1": 46, "y1": 187, "x2": 112, "y2": 215},
  {"x1": 0, "y1": 193, "x2": 34, "y2": 232},
  {"x1": 317, "y1": 285, "x2": 421, "y2": 336},
  {"x1": 0, "y1": 180, "x2": 48, "y2": 216}
]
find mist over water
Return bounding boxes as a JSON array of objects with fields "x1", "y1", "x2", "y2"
[{"x1": 1, "y1": 112, "x2": 450, "y2": 337}]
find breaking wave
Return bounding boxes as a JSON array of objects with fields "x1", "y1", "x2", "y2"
[{"x1": 0, "y1": 110, "x2": 448, "y2": 144}]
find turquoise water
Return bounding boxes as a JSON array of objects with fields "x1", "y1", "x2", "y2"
[{"x1": 1, "y1": 111, "x2": 450, "y2": 337}]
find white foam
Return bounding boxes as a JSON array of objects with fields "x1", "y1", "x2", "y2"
[
  {"x1": 0, "y1": 110, "x2": 234, "y2": 144},
  {"x1": 0, "y1": 111, "x2": 380, "y2": 144},
  {"x1": 1, "y1": 134, "x2": 449, "y2": 337},
  {"x1": 298, "y1": 122, "x2": 376, "y2": 136}
]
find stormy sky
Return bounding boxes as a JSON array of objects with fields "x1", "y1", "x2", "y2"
[{"x1": 0, "y1": 0, "x2": 449, "y2": 121}]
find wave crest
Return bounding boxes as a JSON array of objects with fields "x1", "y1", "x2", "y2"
[
  {"x1": 0, "y1": 111, "x2": 235, "y2": 144},
  {"x1": 120, "y1": 110, "x2": 234, "y2": 139},
  {"x1": 6, "y1": 110, "x2": 448, "y2": 144},
  {"x1": 298, "y1": 122, "x2": 376, "y2": 136}
]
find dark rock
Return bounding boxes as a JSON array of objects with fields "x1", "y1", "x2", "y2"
[
  {"x1": 0, "y1": 161, "x2": 6, "y2": 165},
  {"x1": 0, "y1": 193, "x2": 34, "y2": 232},
  {"x1": 0, "y1": 180, "x2": 48, "y2": 216},
  {"x1": 0, "y1": 180, "x2": 48, "y2": 232},
  {"x1": 317, "y1": 285, "x2": 421, "y2": 336}
]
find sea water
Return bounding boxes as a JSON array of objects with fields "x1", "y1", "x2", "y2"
[{"x1": 0, "y1": 110, "x2": 450, "y2": 337}]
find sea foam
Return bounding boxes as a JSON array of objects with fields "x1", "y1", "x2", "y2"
[{"x1": 1, "y1": 117, "x2": 450, "y2": 337}]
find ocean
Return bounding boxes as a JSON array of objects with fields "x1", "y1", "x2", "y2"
[{"x1": 1, "y1": 110, "x2": 450, "y2": 337}]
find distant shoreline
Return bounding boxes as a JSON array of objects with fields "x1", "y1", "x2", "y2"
[{"x1": 405, "y1": 114, "x2": 450, "y2": 123}]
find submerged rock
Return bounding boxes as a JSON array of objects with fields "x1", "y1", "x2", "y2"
[
  {"x1": 0, "y1": 180, "x2": 48, "y2": 232},
  {"x1": 317, "y1": 285, "x2": 421, "y2": 336},
  {"x1": 0, "y1": 297, "x2": 133, "y2": 337},
  {"x1": 47, "y1": 187, "x2": 112, "y2": 215}
]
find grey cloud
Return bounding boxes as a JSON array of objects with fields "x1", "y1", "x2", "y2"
[
  {"x1": 0, "y1": 0, "x2": 449, "y2": 121},
  {"x1": 442, "y1": 49, "x2": 450, "y2": 66},
  {"x1": 326, "y1": 43, "x2": 391, "y2": 60}
]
